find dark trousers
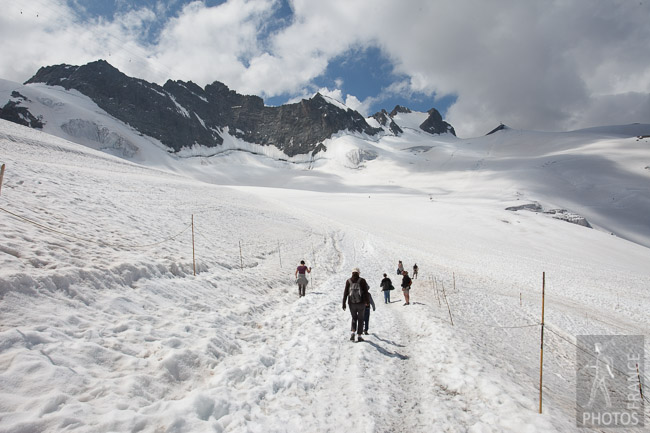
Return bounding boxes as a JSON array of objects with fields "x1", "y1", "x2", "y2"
[
  {"x1": 298, "y1": 284, "x2": 306, "y2": 296},
  {"x1": 348, "y1": 303, "x2": 366, "y2": 334},
  {"x1": 363, "y1": 306, "x2": 371, "y2": 332}
]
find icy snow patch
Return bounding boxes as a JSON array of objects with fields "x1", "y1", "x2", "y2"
[{"x1": 60, "y1": 119, "x2": 138, "y2": 158}]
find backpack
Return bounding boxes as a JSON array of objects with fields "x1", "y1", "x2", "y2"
[{"x1": 348, "y1": 279, "x2": 362, "y2": 303}]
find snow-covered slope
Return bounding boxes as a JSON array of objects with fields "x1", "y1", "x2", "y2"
[
  {"x1": 1, "y1": 79, "x2": 650, "y2": 432},
  {"x1": 2, "y1": 115, "x2": 650, "y2": 432},
  {"x1": 4, "y1": 78, "x2": 648, "y2": 247}
]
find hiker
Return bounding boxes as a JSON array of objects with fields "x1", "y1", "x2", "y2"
[
  {"x1": 363, "y1": 291, "x2": 376, "y2": 335},
  {"x1": 380, "y1": 273, "x2": 393, "y2": 303},
  {"x1": 397, "y1": 260, "x2": 404, "y2": 275},
  {"x1": 401, "y1": 270, "x2": 412, "y2": 305},
  {"x1": 295, "y1": 260, "x2": 311, "y2": 297},
  {"x1": 342, "y1": 267, "x2": 370, "y2": 342},
  {"x1": 413, "y1": 263, "x2": 419, "y2": 279}
]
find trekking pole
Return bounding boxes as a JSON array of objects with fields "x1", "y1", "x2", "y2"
[
  {"x1": 311, "y1": 242, "x2": 316, "y2": 286},
  {"x1": 278, "y1": 240, "x2": 282, "y2": 268}
]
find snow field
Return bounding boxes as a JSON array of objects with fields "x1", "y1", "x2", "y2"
[{"x1": 2, "y1": 116, "x2": 650, "y2": 433}]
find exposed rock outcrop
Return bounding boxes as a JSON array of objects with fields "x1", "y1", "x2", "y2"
[
  {"x1": 24, "y1": 60, "x2": 382, "y2": 157},
  {"x1": 0, "y1": 91, "x2": 44, "y2": 129},
  {"x1": 419, "y1": 108, "x2": 456, "y2": 136},
  {"x1": 371, "y1": 109, "x2": 403, "y2": 135},
  {"x1": 486, "y1": 123, "x2": 509, "y2": 135}
]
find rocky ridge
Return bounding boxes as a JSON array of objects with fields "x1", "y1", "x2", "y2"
[{"x1": 2, "y1": 60, "x2": 456, "y2": 157}]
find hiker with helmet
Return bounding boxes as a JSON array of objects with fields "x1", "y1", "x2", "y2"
[
  {"x1": 295, "y1": 260, "x2": 311, "y2": 297},
  {"x1": 342, "y1": 267, "x2": 370, "y2": 342}
]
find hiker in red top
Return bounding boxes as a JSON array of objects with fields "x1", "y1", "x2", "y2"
[
  {"x1": 342, "y1": 267, "x2": 370, "y2": 342},
  {"x1": 295, "y1": 260, "x2": 311, "y2": 297}
]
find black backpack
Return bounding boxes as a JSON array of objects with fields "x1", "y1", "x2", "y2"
[{"x1": 348, "y1": 279, "x2": 362, "y2": 303}]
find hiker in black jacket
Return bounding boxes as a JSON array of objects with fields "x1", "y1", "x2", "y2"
[
  {"x1": 401, "y1": 271, "x2": 412, "y2": 305},
  {"x1": 380, "y1": 273, "x2": 393, "y2": 303},
  {"x1": 342, "y1": 267, "x2": 370, "y2": 342}
]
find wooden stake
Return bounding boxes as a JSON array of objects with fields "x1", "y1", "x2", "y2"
[
  {"x1": 442, "y1": 282, "x2": 454, "y2": 326},
  {"x1": 191, "y1": 215, "x2": 196, "y2": 276},
  {"x1": 539, "y1": 272, "x2": 546, "y2": 413},
  {"x1": 311, "y1": 242, "x2": 316, "y2": 286},
  {"x1": 239, "y1": 240, "x2": 243, "y2": 271},
  {"x1": 636, "y1": 363, "x2": 644, "y2": 401},
  {"x1": 0, "y1": 163, "x2": 5, "y2": 196}
]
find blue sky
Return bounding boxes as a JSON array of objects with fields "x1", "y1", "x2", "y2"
[
  {"x1": 304, "y1": 46, "x2": 457, "y2": 116},
  {"x1": 2, "y1": 0, "x2": 649, "y2": 137}
]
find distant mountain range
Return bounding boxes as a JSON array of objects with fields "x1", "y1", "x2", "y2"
[{"x1": 0, "y1": 60, "x2": 455, "y2": 157}]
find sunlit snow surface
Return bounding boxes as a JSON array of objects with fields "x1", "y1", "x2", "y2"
[{"x1": 1, "y1": 80, "x2": 650, "y2": 432}]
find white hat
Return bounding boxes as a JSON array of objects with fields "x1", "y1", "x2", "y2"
[{"x1": 352, "y1": 267, "x2": 360, "y2": 274}]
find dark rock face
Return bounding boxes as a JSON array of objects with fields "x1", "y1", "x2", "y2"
[
  {"x1": 486, "y1": 123, "x2": 509, "y2": 135},
  {"x1": 389, "y1": 105, "x2": 412, "y2": 117},
  {"x1": 24, "y1": 60, "x2": 382, "y2": 157},
  {"x1": 419, "y1": 108, "x2": 456, "y2": 136},
  {"x1": 371, "y1": 109, "x2": 403, "y2": 135},
  {"x1": 389, "y1": 105, "x2": 455, "y2": 136},
  {"x1": 0, "y1": 91, "x2": 44, "y2": 128}
]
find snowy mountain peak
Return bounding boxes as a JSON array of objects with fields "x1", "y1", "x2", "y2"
[
  {"x1": 419, "y1": 107, "x2": 456, "y2": 136},
  {"x1": 312, "y1": 92, "x2": 349, "y2": 111},
  {"x1": 389, "y1": 104, "x2": 412, "y2": 117}
]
